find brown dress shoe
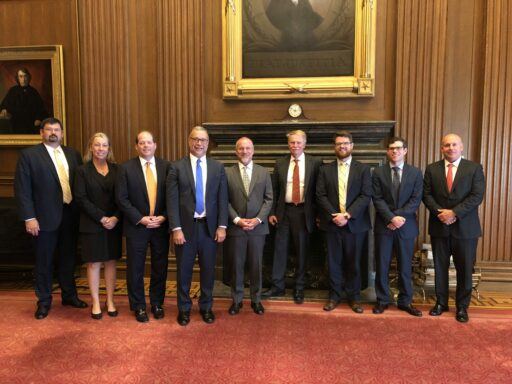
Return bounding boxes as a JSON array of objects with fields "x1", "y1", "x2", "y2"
[{"x1": 348, "y1": 300, "x2": 364, "y2": 314}]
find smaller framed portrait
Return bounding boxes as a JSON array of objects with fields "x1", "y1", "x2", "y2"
[{"x1": 0, "y1": 45, "x2": 65, "y2": 146}]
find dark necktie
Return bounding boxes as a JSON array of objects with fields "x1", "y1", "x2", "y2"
[
  {"x1": 195, "y1": 158, "x2": 204, "y2": 214},
  {"x1": 392, "y1": 166, "x2": 400, "y2": 202}
]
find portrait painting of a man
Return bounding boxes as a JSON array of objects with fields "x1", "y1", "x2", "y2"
[
  {"x1": 243, "y1": 0, "x2": 355, "y2": 78},
  {"x1": 0, "y1": 60, "x2": 52, "y2": 135}
]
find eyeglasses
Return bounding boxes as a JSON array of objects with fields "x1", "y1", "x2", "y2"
[
  {"x1": 388, "y1": 146, "x2": 404, "y2": 151},
  {"x1": 335, "y1": 142, "x2": 352, "y2": 147},
  {"x1": 190, "y1": 137, "x2": 209, "y2": 144}
]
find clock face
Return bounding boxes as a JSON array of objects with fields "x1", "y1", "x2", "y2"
[{"x1": 288, "y1": 104, "x2": 302, "y2": 118}]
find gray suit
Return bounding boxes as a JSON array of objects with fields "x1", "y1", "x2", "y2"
[{"x1": 226, "y1": 163, "x2": 273, "y2": 304}]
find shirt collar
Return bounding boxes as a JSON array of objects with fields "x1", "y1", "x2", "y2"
[
  {"x1": 337, "y1": 156, "x2": 352, "y2": 167},
  {"x1": 44, "y1": 143, "x2": 62, "y2": 153},
  {"x1": 389, "y1": 161, "x2": 404, "y2": 170},
  {"x1": 445, "y1": 157, "x2": 462, "y2": 168},
  {"x1": 139, "y1": 156, "x2": 155, "y2": 166},
  {"x1": 190, "y1": 153, "x2": 206, "y2": 163},
  {"x1": 291, "y1": 153, "x2": 305, "y2": 162},
  {"x1": 238, "y1": 161, "x2": 253, "y2": 171}
]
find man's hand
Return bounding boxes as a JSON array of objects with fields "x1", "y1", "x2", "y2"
[
  {"x1": 101, "y1": 216, "x2": 119, "y2": 230},
  {"x1": 390, "y1": 216, "x2": 406, "y2": 229},
  {"x1": 269, "y1": 215, "x2": 278, "y2": 226},
  {"x1": 25, "y1": 219, "x2": 40, "y2": 237},
  {"x1": 437, "y1": 209, "x2": 457, "y2": 225},
  {"x1": 215, "y1": 227, "x2": 226, "y2": 243},
  {"x1": 331, "y1": 213, "x2": 348, "y2": 227},
  {"x1": 242, "y1": 218, "x2": 260, "y2": 231},
  {"x1": 172, "y1": 229, "x2": 186, "y2": 245}
]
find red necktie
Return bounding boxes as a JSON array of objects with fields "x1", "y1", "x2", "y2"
[
  {"x1": 292, "y1": 159, "x2": 300, "y2": 205},
  {"x1": 446, "y1": 163, "x2": 454, "y2": 193}
]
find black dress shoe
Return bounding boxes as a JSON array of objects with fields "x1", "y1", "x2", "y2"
[
  {"x1": 372, "y1": 303, "x2": 388, "y2": 314},
  {"x1": 177, "y1": 311, "x2": 190, "y2": 326},
  {"x1": 323, "y1": 300, "x2": 340, "y2": 311},
  {"x1": 228, "y1": 302, "x2": 243, "y2": 315},
  {"x1": 62, "y1": 297, "x2": 88, "y2": 308},
  {"x1": 35, "y1": 304, "x2": 49, "y2": 319},
  {"x1": 293, "y1": 289, "x2": 304, "y2": 304},
  {"x1": 261, "y1": 288, "x2": 285, "y2": 298},
  {"x1": 397, "y1": 304, "x2": 423, "y2": 317},
  {"x1": 455, "y1": 307, "x2": 469, "y2": 323},
  {"x1": 429, "y1": 302, "x2": 449, "y2": 316},
  {"x1": 91, "y1": 311, "x2": 102, "y2": 320},
  {"x1": 251, "y1": 302, "x2": 265, "y2": 315},
  {"x1": 200, "y1": 309, "x2": 216, "y2": 324},
  {"x1": 105, "y1": 302, "x2": 118, "y2": 317},
  {"x1": 134, "y1": 308, "x2": 149, "y2": 323},
  {"x1": 348, "y1": 300, "x2": 364, "y2": 314},
  {"x1": 151, "y1": 305, "x2": 165, "y2": 319}
]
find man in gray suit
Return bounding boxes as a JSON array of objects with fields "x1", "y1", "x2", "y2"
[{"x1": 226, "y1": 137, "x2": 273, "y2": 315}]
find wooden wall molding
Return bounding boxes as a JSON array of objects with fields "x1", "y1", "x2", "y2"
[{"x1": 479, "y1": 0, "x2": 512, "y2": 264}]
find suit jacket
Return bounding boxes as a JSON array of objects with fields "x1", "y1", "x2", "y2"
[
  {"x1": 74, "y1": 161, "x2": 121, "y2": 234},
  {"x1": 116, "y1": 157, "x2": 170, "y2": 237},
  {"x1": 270, "y1": 154, "x2": 322, "y2": 233},
  {"x1": 14, "y1": 143, "x2": 82, "y2": 231},
  {"x1": 316, "y1": 159, "x2": 372, "y2": 233},
  {"x1": 167, "y1": 155, "x2": 228, "y2": 239},
  {"x1": 226, "y1": 163, "x2": 273, "y2": 237},
  {"x1": 423, "y1": 158, "x2": 485, "y2": 239},
  {"x1": 372, "y1": 163, "x2": 423, "y2": 239}
]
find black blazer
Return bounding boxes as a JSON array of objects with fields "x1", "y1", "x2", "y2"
[
  {"x1": 74, "y1": 161, "x2": 121, "y2": 234},
  {"x1": 166, "y1": 156, "x2": 228, "y2": 239},
  {"x1": 316, "y1": 159, "x2": 372, "y2": 233},
  {"x1": 270, "y1": 154, "x2": 322, "y2": 233},
  {"x1": 226, "y1": 163, "x2": 273, "y2": 237},
  {"x1": 423, "y1": 158, "x2": 485, "y2": 239},
  {"x1": 372, "y1": 163, "x2": 423, "y2": 239},
  {"x1": 116, "y1": 157, "x2": 170, "y2": 237},
  {"x1": 14, "y1": 143, "x2": 82, "y2": 231}
]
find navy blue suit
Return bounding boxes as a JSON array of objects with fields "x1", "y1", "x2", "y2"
[
  {"x1": 116, "y1": 157, "x2": 170, "y2": 311},
  {"x1": 316, "y1": 159, "x2": 372, "y2": 302},
  {"x1": 167, "y1": 156, "x2": 228, "y2": 311},
  {"x1": 372, "y1": 163, "x2": 423, "y2": 306},
  {"x1": 14, "y1": 143, "x2": 82, "y2": 306},
  {"x1": 423, "y1": 158, "x2": 485, "y2": 309}
]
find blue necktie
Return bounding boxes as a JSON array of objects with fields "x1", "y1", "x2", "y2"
[{"x1": 195, "y1": 158, "x2": 204, "y2": 215}]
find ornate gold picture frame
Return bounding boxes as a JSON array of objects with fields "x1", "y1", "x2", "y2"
[
  {"x1": 0, "y1": 45, "x2": 65, "y2": 146},
  {"x1": 222, "y1": 0, "x2": 376, "y2": 99}
]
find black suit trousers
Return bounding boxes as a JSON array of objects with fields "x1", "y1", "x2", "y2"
[
  {"x1": 125, "y1": 228, "x2": 169, "y2": 311},
  {"x1": 374, "y1": 233, "x2": 415, "y2": 306},
  {"x1": 271, "y1": 205, "x2": 309, "y2": 290},
  {"x1": 431, "y1": 236, "x2": 478, "y2": 309},
  {"x1": 326, "y1": 228, "x2": 365, "y2": 301},
  {"x1": 175, "y1": 221, "x2": 217, "y2": 311},
  {"x1": 34, "y1": 204, "x2": 79, "y2": 306}
]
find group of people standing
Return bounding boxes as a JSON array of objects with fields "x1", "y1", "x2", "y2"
[{"x1": 14, "y1": 117, "x2": 485, "y2": 326}]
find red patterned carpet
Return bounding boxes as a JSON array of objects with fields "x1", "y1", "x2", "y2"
[{"x1": 1, "y1": 291, "x2": 512, "y2": 384}]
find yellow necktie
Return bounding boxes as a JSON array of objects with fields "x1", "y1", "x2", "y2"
[
  {"x1": 146, "y1": 162, "x2": 157, "y2": 216},
  {"x1": 338, "y1": 162, "x2": 348, "y2": 213},
  {"x1": 54, "y1": 148, "x2": 72, "y2": 204}
]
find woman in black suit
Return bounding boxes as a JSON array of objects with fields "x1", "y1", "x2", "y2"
[{"x1": 74, "y1": 133, "x2": 122, "y2": 319}]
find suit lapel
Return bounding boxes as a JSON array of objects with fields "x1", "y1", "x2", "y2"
[
  {"x1": 304, "y1": 155, "x2": 312, "y2": 194},
  {"x1": 451, "y1": 159, "x2": 465, "y2": 191},
  {"x1": 397, "y1": 164, "x2": 408, "y2": 205},
  {"x1": 135, "y1": 158, "x2": 149, "y2": 204},
  {"x1": 436, "y1": 161, "x2": 450, "y2": 195},
  {"x1": 37, "y1": 144, "x2": 60, "y2": 184},
  {"x1": 248, "y1": 164, "x2": 260, "y2": 196},
  {"x1": 185, "y1": 156, "x2": 196, "y2": 195},
  {"x1": 232, "y1": 164, "x2": 247, "y2": 198}
]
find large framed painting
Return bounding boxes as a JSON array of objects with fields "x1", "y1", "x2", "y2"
[
  {"x1": 0, "y1": 45, "x2": 65, "y2": 146},
  {"x1": 222, "y1": 0, "x2": 376, "y2": 99}
]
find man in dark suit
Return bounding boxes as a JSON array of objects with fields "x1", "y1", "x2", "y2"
[
  {"x1": 262, "y1": 130, "x2": 322, "y2": 304},
  {"x1": 423, "y1": 133, "x2": 485, "y2": 323},
  {"x1": 316, "y1": 131, "x2": 372, "y2": 313},
  {"x1": 372, "y1": 137, "x2": 423, "y2": 316},
  {"x1": 14, "y1": 117, "x2": 87, "y2": 319},
  {"x1": 167, "y1": 126, "x2": 228, "y2": 326},
  {"x1": 226, "y1": 137, "x2": 273, "y2": 316},
  {"x1": 116, "y1": 131, "x2": 170, "y2": 323}
]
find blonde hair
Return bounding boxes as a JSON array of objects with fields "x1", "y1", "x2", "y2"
[
  {"x1": 84, "y1": 132, "x2": 115, "y2": 162},
  {"x1": 286, "y1": 129, "x2": 307, "y2": 143}
]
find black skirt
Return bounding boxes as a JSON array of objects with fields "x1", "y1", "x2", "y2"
[{"x1": 80, "y1": 227, "x2": 122, "y2": 263}]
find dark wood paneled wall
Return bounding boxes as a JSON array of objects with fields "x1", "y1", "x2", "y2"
[{"x1": 1, "y1": 0, "x2": 511, "y2": 277}]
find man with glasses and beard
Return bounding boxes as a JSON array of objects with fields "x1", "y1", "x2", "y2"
[{"x1": 316, "y1": 131, "x2": 372, "y2": 313}]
